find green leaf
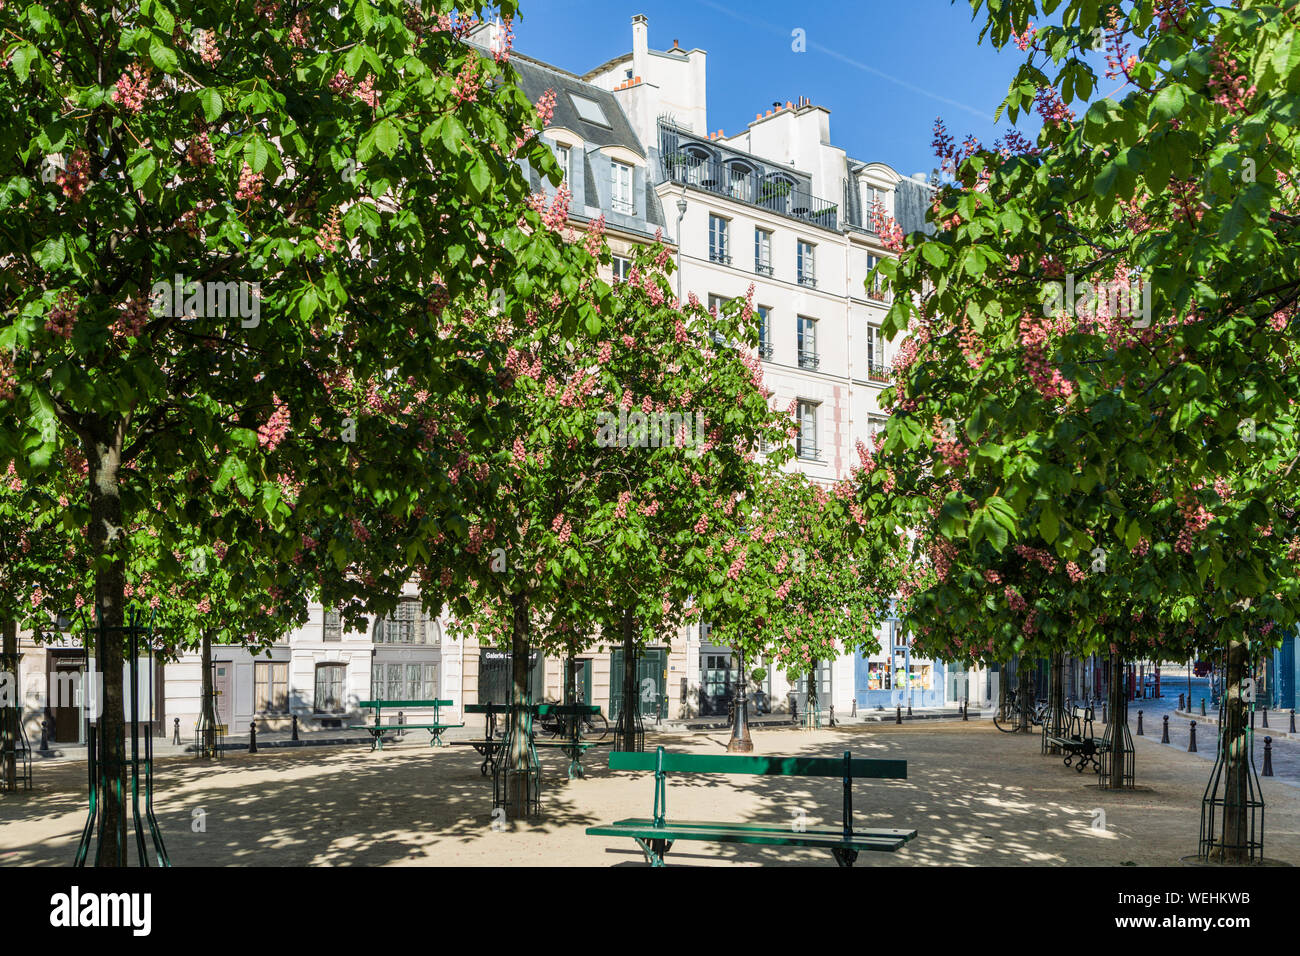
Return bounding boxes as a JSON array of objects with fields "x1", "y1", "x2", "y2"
[
  {"x1": 199, "y1": 88, "x2": 223, "y2": 123},
  {"x1": 149, "y1": 36, "x2": 178, "y2": 73}
]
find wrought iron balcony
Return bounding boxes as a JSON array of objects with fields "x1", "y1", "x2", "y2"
[
  {"x1": 797, "y1": 270, "x2": 817, "y2": 288},
  {"x1": 659, "y1": 152, "x2": 839, "y2": 231},
  {"x1": 866, "y1": 361, "x2": 889, "y2": 383},
  {"x1": 759, "y1": 342, "x2": 774, "y2": 360},
  {"x1": 709, "y1": 249, "x2": 733, "y2": 265},
  {"x1": 754, "y1": 260, "x2": 774, "y2": 276},
  {"x1": 798, "y1": 351, "x2": 820, "y2": 371},
  {"x1": 796, "y1": 440, "x2": 821, "y2": 461}
]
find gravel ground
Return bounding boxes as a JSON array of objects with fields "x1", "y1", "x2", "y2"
[{"x1": 1, "y1": 721, "x2": 1295, "y2": 867}]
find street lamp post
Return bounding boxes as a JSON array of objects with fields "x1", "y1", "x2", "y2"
[{"x1": 675, "y1": 196, "x2": 687, "y2": 305}]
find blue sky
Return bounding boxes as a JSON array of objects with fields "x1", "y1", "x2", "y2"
[{"x1": 512, "y1": 0, "x2": 1047, "y2": 177}]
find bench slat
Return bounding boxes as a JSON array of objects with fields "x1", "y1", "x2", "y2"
[
  {"x1": 607, "y1": 752, "x2": 907, "y2": 779},
  {"x1": 358, "y1": 700, "x2": 452, "y2": 709},
  {"x1": 586, "y1": 823, "x2": 906, "y2": 852},
  {"x1": 609, "y1": 818, "x2": 917, "y2": 842}
]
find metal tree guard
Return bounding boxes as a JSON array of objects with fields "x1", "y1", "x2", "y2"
[
  {"x1": 0, "y1": 650, "x2": 33, "y2": 792},
  {"x1": 493, "y1": 680, "x2": 541, "y2": 818},
  {"x1": 1198, "y1": 646, "x2": 1265, "y2": 863},
  {"x1": 73, "y1": 606, "x2": 170, "y2": 867}
]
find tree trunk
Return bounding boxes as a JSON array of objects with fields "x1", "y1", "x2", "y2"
[
  {"x1": 1109, "y1": 650, "x2": 1125, "y2": 790},
  {"x1": 1, "y1": 620, "x2": 17, "y2": 791},
  {"x1": 198, "y1": 629, "x2": 215, "y2": 757},
  {"x1": 88, "y1": 429, "x2": 128, "y2": 867},
  {"x1": 727, "y1": 648, "x2": 753, "y2": 752},
  {"x1": 620, "y1": 609, "x2": 638, "y2": 752},
  {"x1": 1218, "y1": 637, "x2": 1251, "y2": 863},
  {"x1": 998, "y1": 661, "x2": 1009, "y2": 721},
  {"x1": 1016, "y1": 654, "x2": 1032, "y2": 733},
  {"x1": 1048, "y1": 652, "x2": 1065, "y2": 747},
  {"x1": 505, "y1": 594, "x2": 531, "y2": 819}
]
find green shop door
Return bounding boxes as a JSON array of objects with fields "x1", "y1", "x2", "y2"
[
  {"x1": 564, "y1": 659, "x2": 593, "y2": 705},
  {"x1": 610, "y1": 648, "x2": 667, "y2": 721}
]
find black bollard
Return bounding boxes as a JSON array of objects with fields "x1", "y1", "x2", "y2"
[
  {"x1": 1137, "y1": 710, "x2": 1144, "y2": 736},
  {"x1": 1179, "y1": 692, "x2": 1185, "y2": 711},
  {"x1": 907, "y1": 702, "x2": 913, "y2": 717},
  {"x1": 291, "y1": 714, "x2": 299, "y2": 741},
  {"x1": 896, "y1": 705, "x2": 902, "y2": 725},
  {"x1": 1262, "y1": 737, "x2": 1273, "y2": 777},
  {"x1": 39, "y1": 718, "x2": 49, "y2": 752},
  {"x1": 1161, "y1": 714, "x2": 1170, "y2": 744},
  {"x1": 829, "y1": 703, "x2": 836, "y2": 727},
  {"x1": 1188, "y1": 721, "x2": 1197, "y2": 753},
  {"x1": 1201, "y1": 698, "x2": 1206, "y2": 716},
  {"x1": 1291, "y1": 712, "x2": 1297, "y2": 734},
  {"x1": 1262, "y1": 708, "x2": 1268, "y2": 729},
  {"x1": 248, "y1": 719, "x2": 258, "y2": 754},
  {"x1": 963, "y1": 699, "x2": 969, "y2": 721},
  {"x1": 172, "y1": 717, "x2": 180, "y2": 745},
  {"x1": 851, "y1": 698, "x2": 857, "y2": 718}
]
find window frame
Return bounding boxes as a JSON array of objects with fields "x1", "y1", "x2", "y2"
[
  {"x1": 796, "y1": 399, "x2": 820, "y2": 461},
  {"x1": 708, "y1": 214, "x2": 731, "y2": 265},
  {"x1": 754, "y1": 227, "x2": 773, "y2": 275},
  {"x1": 254, "y1": 661, "x2": 289, "y2": 714},
  {"x1": 314, "y1": 663, "x2": 347, "y2": 715},
  {"x1": 797, "y1": 240, "x2": 817, "y2": 287},
  {"x1": 611, "y1": 161, "x2": 635, "y2": 215},
  {"x1": 797, "y1": 315, "x2": 819, "y2": 370}
]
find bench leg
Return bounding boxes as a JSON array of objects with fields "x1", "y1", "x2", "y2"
[
  {"x1": 832, "y1": 847, "x2": 858, "y2": 867},
  {"x1": 633, "y1": 837, "x2": 672, "y2": 867}
]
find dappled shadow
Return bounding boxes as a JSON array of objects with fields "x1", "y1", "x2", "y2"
[{"x1": 1, "y1": 722, "x2": 1295, "y2": 866}]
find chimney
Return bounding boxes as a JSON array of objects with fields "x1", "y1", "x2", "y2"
[{"x1": 632, "y1": 15, "x2": 649, "y2": 81}]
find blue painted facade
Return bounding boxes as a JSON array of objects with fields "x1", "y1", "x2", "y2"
[
  {"x1": 853, "y1": 648, "x2": 946, "y2": 709},
  {"x1": 1273, "y1": 632, "x2": 1298, "y2": 710}
]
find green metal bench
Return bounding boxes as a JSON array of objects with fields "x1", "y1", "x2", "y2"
[
  {"x1": 532, "y1": 704, "x2": 609, "y2": 779},
  {"x1": 587, "y1": 746, "x2": 916, "y2": 867},
  {"x1": 350, "y1": 699, "x2": 462, "y2": 751},
  {"x1": 1044, "y1": 705, "x2": 1103, "y2": 773}
]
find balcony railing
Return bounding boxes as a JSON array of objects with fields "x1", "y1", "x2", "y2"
[
  {"x1": 759, "y1": 342, "x2": 774, "y2": 360},
  {"x1": 866, "y1": 286, "x2": 890, "y2": 305},
  {"x1": 796, "y1": 440, "x2": 821, "y2": 461},
  {"x1": 797, "y1": 270, "x2": 817, "y2": 288},
  {"x1": 709, "y1": 249, "x2": 733, "y2": 265},
  {"x1": 866, "y1": 361, "x2": 890, "y2": 383},
  {"x1": 798, "y1": 351, "x2": 820, "y2": 371},
  {"x1": 660, "y1": 155, "x2": 839, "y2": 231},
  {"x1": 755, "y1": 260, "x2": 774, "y2": 276}
]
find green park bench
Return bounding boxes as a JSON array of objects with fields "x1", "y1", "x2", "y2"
[
  {"x1": 451, "y1": 703, "x2": 508, "y2": 775},
  {"x1": 1043, "y1": 705, "x2": 1104, "y2": 773},
  {"x1": 531, "y1": 703, "x2": 609, "y2": 779},
  {"x1": 453, "y1": 702, "x2": 610, "y2": 779},
  {"x1": 587, "y1": 747, "x2": 916, "y2": 867},
  {"x1": 350, "y1": 699, "x2": 462, "y2": 751}
]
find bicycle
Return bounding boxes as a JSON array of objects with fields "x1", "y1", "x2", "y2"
[
  {"x1": 540, "y1": 707, "x2": 609, "y2": 742},
  {"x1": 993, "y1": 692, "x2": 1049, "y2": 732}
]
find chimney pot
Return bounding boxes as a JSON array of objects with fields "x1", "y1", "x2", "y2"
[{"x1": 786, "y1": 101, "x2": 794, "y2": 109}]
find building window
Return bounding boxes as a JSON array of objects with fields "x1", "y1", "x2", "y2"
[
  {"x1": 569, "y1": 93, "x2": 609, "y2": 126},
  {"x1": 612, "y1": 255, "x2": 632, "y2": 281},
  {"x1": 323, "y1": 610, "x2": 342, "y2": 642},
  {"x1": 797, "y1": 316, "x2": 819, "y2": 370},
  {"x1": 254, "y1": 662, "x2": 288, "y2": 714},
  {"x1": 866, "y1": 253, "x2": 887, "y2": 301},
  {"x1": 728, "y1": 163, "x2": 752, "y2": 200},
  {"x1": 553, "y1": 143, "x2": 572, "y2": 183},
  {"x1": 754, "y1": 228, "x2": 773, "y2": 275},
  {"x1": 371, "y1": 662, "x2": 438, "y2": 701},
  {"x1": 708, "y1": 214, "x2": 731, "y2": 264},
  {"x1": 797, "y1": 240, "x2": 816, "y2": 287},
  {"x1": 314, "y1": 664, "x2": 346, "y2": 714},
  {"x1": 611, "y1": 161, "x2": 634, "y2": 215},
  {"x1": 757, "y1": 305, "x2": 772, "y2": 359},
  {"x1": 796, "y1": 400, "x2": 819, "y2": 460},
  {"x1": 868, "y1": 415, "x2": 888, "y2": 444},
  {"x1": 375, "y1": 598, "x2": 432, "y2": 644},
  {"x1": 866, "y1": 325, "x2": 888, "y2": 381}
]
